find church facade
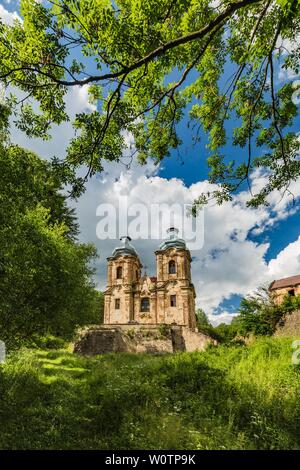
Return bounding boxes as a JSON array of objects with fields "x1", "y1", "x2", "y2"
[{"x1": 104, "y1": 228, "x2": 197, "y2": 328}]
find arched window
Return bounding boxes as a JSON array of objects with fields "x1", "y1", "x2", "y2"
[
  {"x1": 116, "y1": 266, "x2": 122, "y2": 279},
  {"x1": 169, "y1": 260, "x2": 176, "y2": 274},
  {"x1": 170, "y1": 295, "x2": 176, "y2": 307},
  {"x1": 141, "y1": 297, "x2": 150, "y2": 312}
]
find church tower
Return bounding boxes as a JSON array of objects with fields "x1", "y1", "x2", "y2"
[
  {"x1": 75, "y1": 232, "x2": 213, "y2": 355},
  {"x1": 104, "y1": 229, "x2": 196, "y2": 328},
  {"x1": 155, "y1": 228, "x2": 196, "y2": 328},
  {"x1": 104, "y1": 236, "x2": 142, "y2": 324}
]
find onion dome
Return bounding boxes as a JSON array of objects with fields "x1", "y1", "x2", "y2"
[
  {"x1": 158, "y1": 227, "x2": 186, "y2": 251},
  {"x1": 111, "y1": 236, "x2": 138, "y2": 258}
]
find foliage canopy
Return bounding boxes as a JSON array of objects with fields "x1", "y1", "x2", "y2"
[{"x1": 0, "y1": 0, "x2": 299, "y2": 204}]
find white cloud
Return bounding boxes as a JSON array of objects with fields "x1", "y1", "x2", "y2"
[
  {"x1": 74, "y1": 84, "x2": 97, "y2": 113},
  {"x1": 278, "y1": 35, "x2": 300, "y2": 56},
  {"x1": 278, "y1": 66, "x2": 300, "y2": 82},
  {"x1": 208, "y1": 311, "x2": 238, "y2": 326},
  {"x1": 268, "y1": 236, "x2": 300, "y2": 279},
  {"x1": 0, "y1": 4, "x2": 21, "y2": 25},
  {"x1": 277, "y1": 34, "x2": 300, "y2": 81}
]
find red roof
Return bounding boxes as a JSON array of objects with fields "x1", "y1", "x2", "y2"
[
  {"x1": 150, "y1": 276, "x2": 157, "y2": 282},
  {"x1": 269, "y1": 274, "x2": 300, "y2": 290}
]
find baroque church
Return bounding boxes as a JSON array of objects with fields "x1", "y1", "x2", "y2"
[
  {"x1": 104, "y1": 228, "x2": 197, "y2": 328},
  {"x1": 74, "y1": 228, "x2": 215, "y2": 355}
]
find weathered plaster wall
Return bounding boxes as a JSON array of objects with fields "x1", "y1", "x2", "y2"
[
  {"x1": 271, "y1": 285, "x2": 300, "y2": 305},
  {"x1": 104, "y1": 246, "x2": 196, "y2": 328}
]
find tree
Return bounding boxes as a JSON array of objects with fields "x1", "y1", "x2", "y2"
[
  {"x1": 0, "y1": 0, "x2": 299, "y2": 203},
  {"x1": 214, "y1": 320, "x2": 240, "y2": 342},
  {"x1": 0, "y1": 143, "x2": 103, "y2": 349},
  {"x1": 237, "y1": 285, "x2": 284, "y2": 335},
  {"x1": 195, "y1": 309, "x2": 241, "y2": 343},
  {"x1": 196, "y1": 308, "x2": 211, "y2": 328},
  {"x1": 0, "y1": 142, "x2": 79, "y2": 239},
  {"x1": 195, "y1": 308, "x2": 223, "y2": 340}
]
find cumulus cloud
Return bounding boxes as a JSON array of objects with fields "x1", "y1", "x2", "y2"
[
  {"x1": 208, "y1": 311, "x2": 238, "y2": 326},
  {"x1": 278, "y1": 35, "x2": 300, "y2": 56},
  {"x1": 278, "y1": 66, "x2": 300, "y2": 82},
  {"x1": 0, "y1": 3, "x2": 21, "y2": 25},
  {"x1": 268, "y1": 236, "x2": 300, "y2": 279},
  {"x1": 277, "y1": 34, "x2": 300, "y2": 82}
]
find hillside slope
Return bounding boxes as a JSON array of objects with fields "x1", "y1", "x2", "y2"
[{"x1": 0, "y1": 337, "x2": 300, "y2": 450}]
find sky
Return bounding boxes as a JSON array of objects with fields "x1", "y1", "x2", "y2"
[{"x1": 1, "y1": 0, "x2": 300, "y2": 326}]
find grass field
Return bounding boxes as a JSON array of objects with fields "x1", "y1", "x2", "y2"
[{"x1": 0, "y1": 337, "x2": 300, "y2": 450}]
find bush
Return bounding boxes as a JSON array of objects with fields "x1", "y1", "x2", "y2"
[{"x1": 237, "y1": 286, "x2": 287, "y2": 337}]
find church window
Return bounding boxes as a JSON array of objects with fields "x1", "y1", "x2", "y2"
[
  {"x1": 169, "y1": 260, "x2": 176, "y2": 274},
  {"x1": 115, "y1": 298, "x2": 120, "y2": 309},
  {"x1": 170, "y1": 295, "x2": 176, "y2": 307},
  {"x1": 116, "y1": 266, "x2": 122, "y2": 279},
  {"x1": 141, "y1": 297, "x2": 150, "y2": 312},
  {"x1": 288, "y1": 289, "x2": 295, "y2": 296}
]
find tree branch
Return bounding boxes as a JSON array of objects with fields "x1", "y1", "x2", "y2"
[{"x1": 0, "y1": 0, "x2": 263, "y2": 87}]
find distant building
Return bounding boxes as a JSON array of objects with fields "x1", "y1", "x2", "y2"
[
  {"x1": 104, "y1": 228, "x2": 196, "y2": 328},
  {"x1": 269, "y1": 274, "x2": 300, "y2": 304}
]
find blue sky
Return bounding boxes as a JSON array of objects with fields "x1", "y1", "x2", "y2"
[
  {"x1": 159, "y1": 115, "x2": 300, "y2": 317},
  {"x1": 1, "y1": 0, "x2": 300, "y2": 324}
]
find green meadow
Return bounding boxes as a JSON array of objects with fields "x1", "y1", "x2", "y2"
[{"x1": 1, "y1": 336, "x2": 299, "y2": 450}]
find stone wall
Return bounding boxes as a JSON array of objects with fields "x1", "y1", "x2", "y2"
[
  {"x1": 73, "y1": 325, "x2": 215, "y2": 356},
  {"x1": 73, "y1": 326, "x2": 135, "y2": 355},
  {"x1": 104, "y1": 254, "x2": 142, "y2": 324},
  {"x1": 179, "y1": 327, "x2": 216, "y2": 352},
  {"x1": 275, "y1": 310, "x2": 300, "y2": 337}
]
